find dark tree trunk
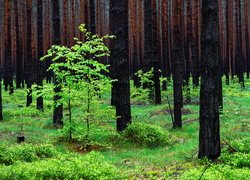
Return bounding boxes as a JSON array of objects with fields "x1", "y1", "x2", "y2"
[
  {"x1": 36, "y1": 0, "x2": 44, "y2": 111},
  {"x1": 236, "y1": 0, "x2": 245, "y2": 88},
  {"x1": 25, "y1": 0, "x2": 33, "y2": 107},
  {"x1": 184, "y1": 0, "x2": 192, "y2": 103},
  {"x1": 161, "y1": 0, "x2": 169, "y2": 91},
  {"x1": 3, "y1": 0, "x2": 13, "y2": 95},
  {"x1": 192, "y1": 1, "x2": 200, "y2": 88},
  {"x1": 0, "y1": 0, "x2": 3, "y2": 120},
  {"x1": 63, "y1": 0, "x2": 69, "y2": 46},
  {"x1": 244, "y1": 0, "x2": 249, "y2": 78},
  {"x1": 143, "y1": 0, "x2": 154, "y2": 100},
  {"x1": 52, "y1": 0, "x2": 63, "y2": 125},
  {"x1": 152, "y1": 0, "x2": 161, "y2": 105},
  {"x1": 172, "y1": 0, "x2": 184, "y2": 128},
  {"x1": 225, "y1": 0, "x2": 230, "y2": 85},
  {"x1": 89, "y1": 0, "x2": 96, "y2": 34},
  {"x1": 110, "y1": 0, "x2": 132, "y2": 132},
  {"x1": 0, "y1": 78, "x2": 2, "y2": 121},
  {"x1": 199, "y1": 0, "x2": 221, "y2": 160},
  {"x1": 14, "y1": 0, "x2": 23, "y2": 89}
]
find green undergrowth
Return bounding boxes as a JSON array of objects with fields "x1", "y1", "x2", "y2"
[
  {"x1": 0, "y1": 76, "x2": 249, "y2": 178},
  {"x1": 0, "y1": 144, "x2": 58, "y2": 165},
  {"x1": 0, "y1": 150, "x2": 121, "y2": 180}
]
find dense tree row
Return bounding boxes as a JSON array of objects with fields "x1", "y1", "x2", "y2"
[
  {"x1": 0, "y1": 1, "x2": 249, "y2": 91},
  {"x1": 0, "y1": 0, "x2": 249, "y2": 160}
]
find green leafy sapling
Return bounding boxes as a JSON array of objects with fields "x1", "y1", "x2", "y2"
[
  {"x1": 40, "y1": 24, "x2": 114, "y2": 142},
  {"x1": 131, "y1": 68, "x2": 154, "y2": 104}
]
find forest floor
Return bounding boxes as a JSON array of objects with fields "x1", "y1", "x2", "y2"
[{"x1": 0, "y1": 79, "x2": 249, "y2": 179}]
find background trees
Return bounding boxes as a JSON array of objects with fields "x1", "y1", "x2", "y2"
[{"x1": 0, "y1": 0, "x2": 249, "y2": 101}]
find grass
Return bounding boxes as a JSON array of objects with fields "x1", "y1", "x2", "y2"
[{"x1": 0, "y1": 77, "x2": 249, "y2": 178}]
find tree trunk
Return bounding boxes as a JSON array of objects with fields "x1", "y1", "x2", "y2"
[
  {"x1": 244, "y1": 0, "x2": 249, "y2": 78},
  {"x1": 36, "y1": 0, "x2": 44, "y2": 111},
  {"x1": 225, "y1": 0, "x2": 230, "y2": 85},
  {"x1": 172, "y1": 0, "x2": 184, "y2": 128},
  {"x1": 25, "y1": 0, "x2": 33, "y2": 107},
  {"x1": 236, "y1": 0, "x2": 245, "y2": 88},
  {"x1": 3, "y1": 0, "x2": 13, "y2": 95},
  {"x1": 161, "y1": 0, "x2": 168, "y2": 91},
  {"x1": 199, "y1": 0, "x2": 221, "y2": 160},
  {"x1": 89, "y1": 0, "x2": 96, "y2": 34},
  {"x1": 0, "y1": 0, "x2": 3, "y2": 120},
  {"x1": 184, "y1": 0, "x2": 192, "y2": 103},
  {"x1": 143, "y1": 0, "x2": 154, "y2": 100},
  {"x1": 0, "y1": 79, "x2": 2, "y2": 121},
  {"x1": 14, "y1": 0, "x2": 23, "y2": 89},
  {"x1": 110, "y1": 0, "x2": 132, "y2": 132},
  {"x1": 192, "y1": 0, "x2": 200, "y2": 88},
  {"x1": 152, "y1": 0, "x2": 161, "y2": 105},
  {"x1": 52, "y1": 0, "x2": 63, "y2": 126}
]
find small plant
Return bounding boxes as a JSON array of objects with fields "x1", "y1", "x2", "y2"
[
  {"x1": 122, "y1": 122, "x2": 170, "y2": 147},
  {"x1": 40, "y1": 24, "x2": 114, "y2": 142},
  {"x1": 131, "y1": 68, "x2": 155, "y2": 104},
  {"x1": 136, "y1": 68, "x2": 154, "y2": 88},
  {"x1": 16, "y1": 106, "x2": 32, "y2": 143}
]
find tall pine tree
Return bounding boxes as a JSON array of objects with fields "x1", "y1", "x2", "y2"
[{"x1": 110, "y1": 0, "x2": 132, "y2": 132}]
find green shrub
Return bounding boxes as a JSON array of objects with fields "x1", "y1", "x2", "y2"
[
  {"x1": 230, "y1": 138, "x2": 250, "y2": 153},
  {"x1": 219, "y1": 138, "x2": 250, "y2": 168},
  {"x1": 220, "y1": 152, "x2": 250, "y2": 168},
  {"x1": 0, "y1": 144, "x2": 57, "y2": 165},
  {"x1": 0, "y1": 152, "x2": 121, "y2": 180},
  {"x1": 177, "y1": 165, "x2": 250, "y2": 180},
  {"x1": 122, "y1": 123, "x2": 170, "y2": 147}
]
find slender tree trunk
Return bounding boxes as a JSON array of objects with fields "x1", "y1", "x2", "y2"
[
  {"x1": 89, "y1": 0, "x2": 96, "y2": 34},
  {"x1": 184, "y1": 0, "x2": 192, "y2": 103},
  {"x1": 152, "y1": 0, "x2": 161, "y2": 105},
  {"x1": 63, "y1": 0, "x2": 69, "y2": 46},
  {"x1": 225, "y1": 0, "x2": 230, "y2": 85},
  {"x1": 0, "y1": 0, "x2": 3, "y2": 120},
  {"x1": 14, "y1": 0, "x2": 22, "y2": 89},
  {"x1": 143, "y1": 0, "x2": 154, "y2": 100},
  {"x1": 161, "y1": 0, "x2": 168, "y2": 91},
  {"x1": 172, "y1": 0, "x2": 184, "y2": 128},
  {"x1": 244, "y1": 0, "x2": 249, "y2": 78},
  {"x1": 52, "y1": 0, "x2": 63, "y2": 125},
  {"x1": 192, "y1": 0, "x2": 200, "y2": 88},
  {"x1": 36, "y1": 0, "x2": 44, "y2": 111},
  {"x1": 25, "y1": 0, "x2": 33, "y2": 107},
  {"x1": 110, "y1": 0, "x2": 132, "y2": 132},
  {"x1": 3, "y1": 0, "x2": 13, "y2": 95},
  {"x1": 199, "y1": 0, "x2": 221, "y2": 160},
  {"x1": 236, "y1": 0, "x2": 245, "y2": 88}
]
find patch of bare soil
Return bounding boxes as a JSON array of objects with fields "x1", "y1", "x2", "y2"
[{"x1": 66, "y1": 141, "x2": 106, "y2": 154}]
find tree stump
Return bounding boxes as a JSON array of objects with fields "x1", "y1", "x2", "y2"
[{"x1": 17, "y1": 135, "x2": 25, "y2": 143}]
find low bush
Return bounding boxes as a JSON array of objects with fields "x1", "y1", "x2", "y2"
[
  {"x1": 0, "y1": 144, "x2": 58, "y2": 165},
  {"x1": 219, "y1": 138, "x2": 250, "y2": 168},
  {"x1": 220, "y1": 152, "x2": 250, "y2": 168},
  {"x1": 230, "y1": 138, "x2": 250, "y2": 153},
  {"x1": 122, "y1": 123, "x2": 170, "y2": 147},
  {"x1": 177, "y1": 164, "x2": 250, "y2": 180},
  {"x1": 0, "y1": 152, "x2": 121, "y2": 180}
]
